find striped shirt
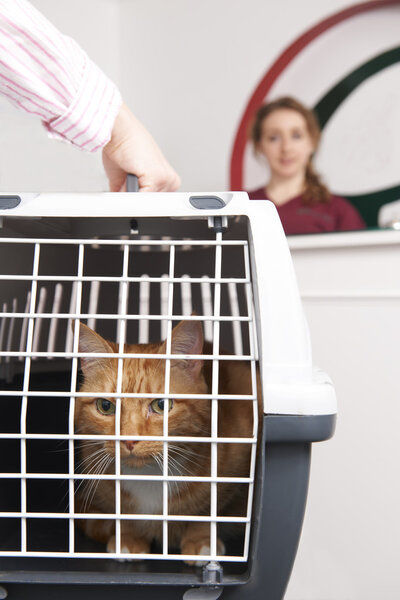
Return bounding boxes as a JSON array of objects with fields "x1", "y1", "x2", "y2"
[{"x1": 0, "y1": 0, "x2": 122, "y2": 152}]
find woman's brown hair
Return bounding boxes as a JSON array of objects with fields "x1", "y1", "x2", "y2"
[{"x1": 250, "y1": 96, "x2": 330, "y2": 205}]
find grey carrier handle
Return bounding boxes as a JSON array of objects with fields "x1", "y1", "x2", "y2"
[{"x1": 127, "y1": 174, "x2": 139, "y2": 192}]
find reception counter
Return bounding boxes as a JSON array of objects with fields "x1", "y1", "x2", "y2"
[
  {"x1": 289, "y1": 228, "x2": 400, "y2": 299},
  {"x1": 285, "y1": 228, "x2": 400, "y2": 600}
]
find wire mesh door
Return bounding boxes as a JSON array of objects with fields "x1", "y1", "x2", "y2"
[{"x1": 0, "y1": 226, "x2": 259, "y2": 567}]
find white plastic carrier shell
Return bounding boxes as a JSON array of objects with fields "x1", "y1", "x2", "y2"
[{"x1": 0, "y1": 190, "x2": 337, "y2": 570}]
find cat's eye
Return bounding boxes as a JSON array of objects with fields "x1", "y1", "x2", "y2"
[
  {"x1": 96, "y1": 398, "x2": 116, "y2": 416},
  {"x1": 150, "y1": 398, "x2": 173, "y2": 414}
]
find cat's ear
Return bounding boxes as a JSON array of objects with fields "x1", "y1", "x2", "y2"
[
  {"x1": 170, "y1": 320, "x2": 203, "y2": 376},
  {"x1": 73, "y1": 321, "x2": 113, "y2": 374}
]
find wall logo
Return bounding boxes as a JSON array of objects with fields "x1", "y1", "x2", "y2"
[{"x1": 230, "y1": 0, "x2": 400, "y2": 226}]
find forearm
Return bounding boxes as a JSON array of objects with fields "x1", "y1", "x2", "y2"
[{"x1": 0, "y1": 0, "x2": 122, "y2": 151}]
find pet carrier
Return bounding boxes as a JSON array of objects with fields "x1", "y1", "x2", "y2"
[{"x1": 0, "y1": 184, "x2": 336, "y2": 600}]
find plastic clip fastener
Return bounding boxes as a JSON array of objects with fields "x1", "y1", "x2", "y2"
[
  {"x1": 189, "y1": 196, "x2": 226, "y2": 209},
  {"x1": 0, "y1": 195, "x2": 21, "y2": 210}
]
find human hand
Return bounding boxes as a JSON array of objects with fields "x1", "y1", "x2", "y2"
[{"x1": 102, "y1": 103, "x2": 180, "y2": 192}]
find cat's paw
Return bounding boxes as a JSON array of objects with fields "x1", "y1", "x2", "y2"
[
  {"x1": 107, "y1": 535, "x2": 150, "y2": 561},
  {"x1": 181, "y1": 538, "x2": 226, "y2": 566}
]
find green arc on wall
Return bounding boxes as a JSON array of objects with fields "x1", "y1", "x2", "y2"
[{"x1": 313, "y1": 46, "x2": 400, "y2": 227}]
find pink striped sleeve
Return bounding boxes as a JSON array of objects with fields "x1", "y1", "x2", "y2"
[
  {"x1": 46, "y1": 51, "x2": 122, "y2": 152},
  {"x1": 0, "y1": 0, "x2": 122, "y2": 152}
]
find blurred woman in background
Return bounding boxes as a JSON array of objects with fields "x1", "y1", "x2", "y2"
[{"x1": 247, "y1": 96, "x2": 365, "y2": 235}]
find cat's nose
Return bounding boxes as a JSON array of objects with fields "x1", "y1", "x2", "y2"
[{"x1": 124, "y1": 440, "x2": 137, "y2": 452}]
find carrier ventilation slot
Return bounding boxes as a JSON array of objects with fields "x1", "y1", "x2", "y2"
[
  {"x1": 0, "y1": 277, "x2": 252, "y2": 379},
  {"x1": 0, "y1": 279, "x2": 244, "y2": 346}
]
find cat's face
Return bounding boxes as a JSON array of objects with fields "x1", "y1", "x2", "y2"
[{"x1": 74, "y1": 321, "x2": 210, "y2": 468}]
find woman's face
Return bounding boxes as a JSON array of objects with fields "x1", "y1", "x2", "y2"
[{"x1": 257, "y1": 108, "x2": 315, "y2": 179}]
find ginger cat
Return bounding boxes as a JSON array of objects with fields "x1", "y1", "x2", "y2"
[{"x1": 74, "y1": 320, "x2": 259, "y2": 563}]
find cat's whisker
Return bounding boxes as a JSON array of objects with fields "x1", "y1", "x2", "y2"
[
  {"x1": 168, "y1": 445, "x2": 205, "y2": 469},
  {"x1": 166, "y1": 444, "x2": 199, "y2": 471},
  {"x1": 77, "y1": 447, "x2": 105, "y2": 464},
  {"x1": 165, "y1": 453, "x2": 192, "y2": 498},
  {"x1": 154, "y1": 449, "x2": 182, "y2": 474},
  {"x1": 74, "y1": 442, "x2": 106, "y2": 469},
  {"x1": 64, "y1": 451, "x2": 109, "y2": 514},
  {"x1": 166, "y1": 460, "x2": 181, "y2": 497},
  {"x1": 81, "y1": 452, "x2": 113, "y2": 512},
  {"x1": 71, "y1": 447, "x2": 110, "y2": 505},
  {"x1": 151, "y1": 453, "x2": 163, "y2": 473},
  {"x1": 77, "y1": 441, "x2": 104, "y2": 450},
  {"x1": 73, "y1": 478, "x2": 87, "y2": 500},
  {"x1": 168, "y1": 454, "x2": 190, "y2": 476},
  {"x1": 168, "y1": 444, "x2": 196, "y2": 458},
  {"x1": 83, "y1": 454, "x2": 114, "y2": 512},
  {"x1": 150, "y1": 451, "x2": 182, "y2": 498},
  {"x1": 76, "y1": 448, "x2": 108, "y2": 471},
  {"x1": 79, "y1": 451, "x2": 111, "y2": 503},
  {"x1": 168, "y1": 448, "x2": 203, "y2": 497},
  {"x1": 168, "y1": 441, "x2": 204, "y2": 455},
  {"x1": 169, "y1": 446, "x2": 190, "y2": 460},
  {"x1": 166, "y1": 455, "x2": 181, "y2": 473},
  {"x1": 80, "y1": 470, "x2": 102, "y2": 512},
  {"x1": 76, "y1": 457, "x2": 106, "y2": 479}
]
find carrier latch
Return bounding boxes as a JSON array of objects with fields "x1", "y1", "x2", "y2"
[
  {"x1": 183, "y1": 586, "x2": 223, "y2": 599},
  {"x1": 183, "y1": 561, "x2": 224, "y2": 599},
  {"x1": 208, "y1": 215, "x2": 228, "y2": 233},
  {"x1": 0, "y1": 585, "x2": 8, "y2": 599}
]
